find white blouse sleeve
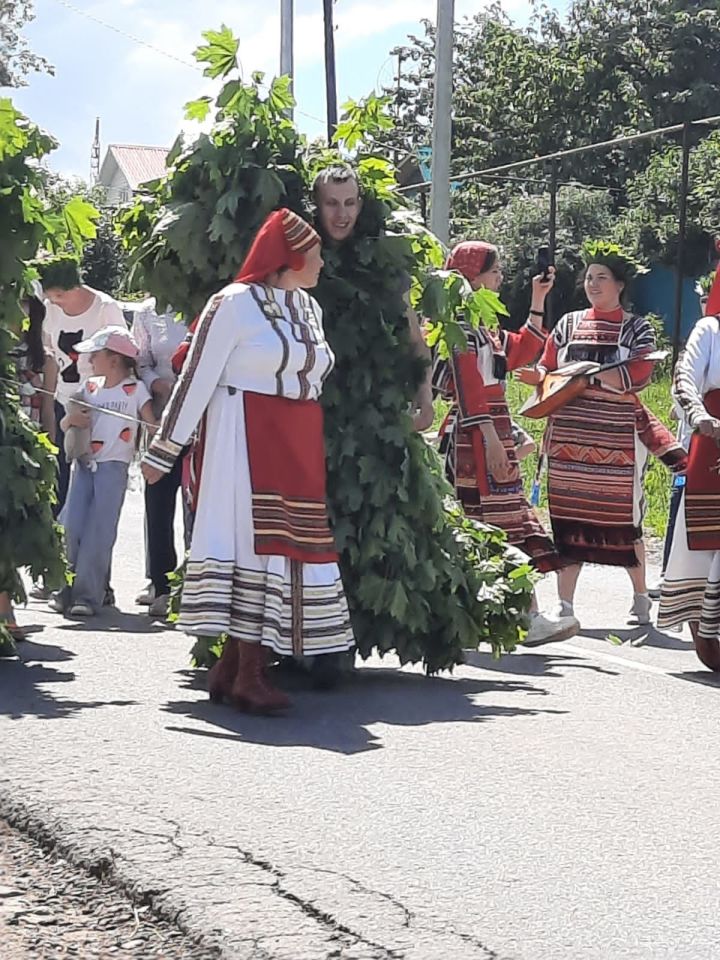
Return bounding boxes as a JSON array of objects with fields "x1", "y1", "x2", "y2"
[
  {"x1": 142, "y1": 291, "x2": 243, "y2": 473},
  {"x1": 673, "y1": 317, "x2": 716, "y2": 430}
]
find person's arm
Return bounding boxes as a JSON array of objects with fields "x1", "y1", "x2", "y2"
[
  {"x1": 41, "y1": 353, "x2": 58, "y2": 440},
  {"x1": 131, "y1": 311, "x2": 160, "y2": 391},
  {"x1": 139, "y1": 399, "x2": 159, "y2": 435},
  {"x1": 674, "y1": 318, "x2": 719, "y2": 436},
  {"x1": 504, "y1": 271, "x2": 553, "y2": 371},
  {"x1": 449, "y1": 349, "x2": 516, "y2": 484},
  {"x1": 141, "y1": 292, "x2": 242, "y2": 482},
  {"x1": 406, "y1": 299, "x2": 434, "y2": 431}
]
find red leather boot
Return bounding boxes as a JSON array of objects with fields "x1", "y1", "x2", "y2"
[
  {"x1": 231, "y1": 643, "x2": 291, "y2": 714},
  {"x1": 207, "y1": 638, "x2": 239, "y2": 704}
]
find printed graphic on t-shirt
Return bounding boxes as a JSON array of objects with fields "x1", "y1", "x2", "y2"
[
  {"x1": 57, "y1": 330, "x2": 84, "y2": 383},
  {"x1": 83, "y1": 376, "x2": 151, "y2": 464}
]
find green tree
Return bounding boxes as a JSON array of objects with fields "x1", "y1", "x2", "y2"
[
  {"x1": 613, "y1": 130, "x2": 720, "y2": 275},
  {"x1": 387, "y1": 0, "x2": 720, "y2": 205},
  {"x1": 118, "y1": 26, "x2": 306, "y2": 319},
  {"x1": 0, "y1": 1, "x2": 52, "y2": 86},
  {"x1": 0, "y1": 98, "x2": 98, "y2": 656}
]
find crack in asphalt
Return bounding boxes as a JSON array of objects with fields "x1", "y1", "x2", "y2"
[
  {"x1": 300, "y1": 863, "x2": 506, "y2": 959},
  {"x1": 207, "y1": 838, "x2": 401, "y2": 959}
]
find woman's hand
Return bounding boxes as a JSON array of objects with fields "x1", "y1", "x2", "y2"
[
  {"x1": 141, "y1": 462, "x2": 164, "y2": 485},
  {"x1": 697, "y1": 416, "x2": 720, "y2": 440},
  {"x1": 530, "y1": 266, "x2": 556, "y2": 309},
  {"x1": 483, "y1": 428, "x2": 518, "y2": 484},
  {"x1": 516, "y1": 366, "x2": 542, "y2": 386}
]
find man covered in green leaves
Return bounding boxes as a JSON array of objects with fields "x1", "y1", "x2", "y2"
[{"x1": 308, "y1": 162, "x2": 530, "y2": 681}]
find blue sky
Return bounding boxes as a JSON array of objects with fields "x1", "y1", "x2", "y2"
[{"x1": 10, "y1": 0, "x2": 566, "y2": 179}]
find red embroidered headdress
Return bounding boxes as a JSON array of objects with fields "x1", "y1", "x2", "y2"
[
  {"x1": 234, "y1": 208, "x2": 320, "y2": 284},
  {"x1": 445, "y1": 241, "x2": 497, "y2": 281}
]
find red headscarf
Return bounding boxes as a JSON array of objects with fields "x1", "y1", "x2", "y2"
[
  {"x1": 234, "y1": 207, "x2": 320, "y2": 283},
  {"x1": 445, "y1": 241, "x2": 497, "y2": 282}
]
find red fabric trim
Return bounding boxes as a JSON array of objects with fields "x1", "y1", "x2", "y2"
[
  {"x1": 685, "y1": 389, "x2": 720, "y2": 550},
  {"x1": 706, "y1": 265, "x2": 720, "y2": 317},
  {"x1": 454, "y1": 351, "x2": 490, "y2": 420},
  {"x1": 244, "y1": 392, "x2": 338, "y2": 563}
]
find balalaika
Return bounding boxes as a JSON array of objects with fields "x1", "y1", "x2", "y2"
[{"x1": 519, "y1": 350, "x2": 668, "y2": 420}]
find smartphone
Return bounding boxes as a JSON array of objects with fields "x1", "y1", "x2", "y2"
[{"x1": 537, "y1": 245, "x2": 552, "y2": 281}]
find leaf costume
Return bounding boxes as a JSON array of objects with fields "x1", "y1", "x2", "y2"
[{"x1": 313, "y1": 198, "x2": 533, "y2": 672}]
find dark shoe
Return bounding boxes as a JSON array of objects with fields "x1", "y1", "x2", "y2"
[
  {"x1": 103, "y1": 587, "x2": 116, "y2": 607},
  {"x1": 694, "y1": 635, "x2": 720, "y2": 672},
  {"x1": 231, "y1": 643, "x2": 290, "y2": 714},
  {"x1": 310, "y1": 652, "x2": 345, "y2": 690},
  {"x1": 207, "y1": 639, "x2": 239, "y2": 704}
]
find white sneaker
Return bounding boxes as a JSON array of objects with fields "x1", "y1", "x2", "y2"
[
  {"x1": 135, "y1": 583, "x2": 155, "y2": 606},
  {"x1": 628, "y1": 592, "x2": 652, "y2": 625},
  {"x1": 523, "y1": 612, "x2": 580, "y2": 647},
  {"x1": 47, "y1": 593, "x2": 64, "y2": 614}
]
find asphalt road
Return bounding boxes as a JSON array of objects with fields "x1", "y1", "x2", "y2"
[{"x1": 1, "y1": 486, "x2": 718, "y2": 960}]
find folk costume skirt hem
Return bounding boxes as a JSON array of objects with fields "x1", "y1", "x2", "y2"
[{"x1": 658, "y1": 494, "x2": 720, "y2": 640}]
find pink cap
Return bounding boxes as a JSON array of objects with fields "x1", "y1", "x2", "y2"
[{"x1": 75, "y1": 325, "x2": 139, "y2": 359}]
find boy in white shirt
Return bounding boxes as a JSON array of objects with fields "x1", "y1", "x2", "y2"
[
  {"x1": 53, "y1": 327, "x2": 156, "y2": 618},
  {"x1": 37, "y1": 255, "x2": 125, "y2": 512}
]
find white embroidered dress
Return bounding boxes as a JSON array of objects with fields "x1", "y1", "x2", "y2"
[
  {"x1": 658, "y1": 317, "x2": 720, "y2": 636},
  {"x1": 143, "y1": 282, "x2": 354, "y2": 656}
]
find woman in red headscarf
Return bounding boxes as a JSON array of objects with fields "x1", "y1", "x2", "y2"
[
  {"x1": 434, "y1": 241, "x2": 578, "y2": 646},
  {"x1": 141, "y1": 209, "x2": 354, "y2": 712}
]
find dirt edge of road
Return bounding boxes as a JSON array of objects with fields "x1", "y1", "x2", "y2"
[{"x1": 0, "y1": 788, "x2": 225, "y2": 959}]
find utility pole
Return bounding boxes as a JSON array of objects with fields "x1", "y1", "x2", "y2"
[
  {"x1": 323, "y1": 0, "x2": 338, "y2": 142},
  {"x1": 90, "y1": 117, "x2": 100, "y2": 185},
  {"x1": 430, "y1": 0, "x2": 454, "y2": 246},
  {"x1": 280, "y1": 0, "x2": 294, "y2": 120}
]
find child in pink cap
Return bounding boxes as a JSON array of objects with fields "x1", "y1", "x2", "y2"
[{"x1": 51, "y1": 326, "x2": 157, "y2": 617}]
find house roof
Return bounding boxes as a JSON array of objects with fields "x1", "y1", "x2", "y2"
[{"x1": 98, "y1": 144, "x2": 169, "y2": 190}]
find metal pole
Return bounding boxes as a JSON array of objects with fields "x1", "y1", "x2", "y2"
[
  {"x1": 548, "y1": 159, "x2": 559, "y2": 261},
  {"x1": 280, "y1": 0, "x2": 294, "y2": 119},
  {"x1": 546, "y1": 159, "x2": 559, "y2": 330},
  {"x1": 323, "y1": 0, "x2": 338, "y2": 142},
  {"x1": 429, "y1": 0, "x2": 454, "y2": 246},
  {"x1": 672, "y1": 122, "x2": 692, "y2": 366}
]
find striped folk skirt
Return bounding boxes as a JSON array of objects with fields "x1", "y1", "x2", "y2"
[
  {"x1": 180, "y1": 387, "x2": 354, "y2": 656},
  {"x1": 440, "y1": 387, "x2": 560, "y2": 573},
  {"x1": 546, "y1": 388, "x2": 647, "y2": 567}
]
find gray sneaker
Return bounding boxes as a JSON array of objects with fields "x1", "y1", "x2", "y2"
[
  {"x1": 628, "y1": 593, "x2": 652, "y2": 625},
  {"x1": 523, "y1": 612, "x2": 580, "y2": 647}
]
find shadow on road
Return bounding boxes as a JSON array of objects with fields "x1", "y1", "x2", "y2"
[
  {"x1": 54, "y1": 610, "x2": 167, "y2": 635},
  {"x1": 162, "y1": 667, "x2": 568, "y2": 754},
  {"x1": 581, "y1": 625, "x2": 692, "y2": 651},
  {"x1": 0, "y1": 643, "x2": 138, "y2": 720},
  {"x1": 463, "y1": 648, "x2": 620, "y2": 677}
]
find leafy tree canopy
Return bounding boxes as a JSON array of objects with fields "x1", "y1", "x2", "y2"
[{"x1": 0, "y1": 1, "x2": 52, "y2": 87}]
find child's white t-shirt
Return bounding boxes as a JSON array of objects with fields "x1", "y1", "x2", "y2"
[{"x1": 80, "y1": 376, "x2": 151, "y2": 464}]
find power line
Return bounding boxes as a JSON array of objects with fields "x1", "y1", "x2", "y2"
[
  {"x1": 400, "y1": 114, "x2": 720, "y2": 193},
  {"x1": 48, "y1": 0, "x2": 328, "y2": 131}
]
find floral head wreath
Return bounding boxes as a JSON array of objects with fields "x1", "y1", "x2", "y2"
[{"x1": 581, "y1": 240, "x2": 645, "y2": 283}]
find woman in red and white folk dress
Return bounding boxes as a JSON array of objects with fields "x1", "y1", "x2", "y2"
[
  {"x1": 658, "y1": 310, "x2": 720, "y2": 671},
  {"x1": 435, "y1": 241, "x2": 579, "y2": 646},
  {"x1": 528, "y1": 249, "x2": 685, "y2": 627},
  {"x1": 141, "y1": 209, "x2": 354, "y2": 713}
]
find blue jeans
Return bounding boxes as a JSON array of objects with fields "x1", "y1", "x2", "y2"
[{"x1": 63, "y1": 460, "x2": 129, "y2": 610}]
